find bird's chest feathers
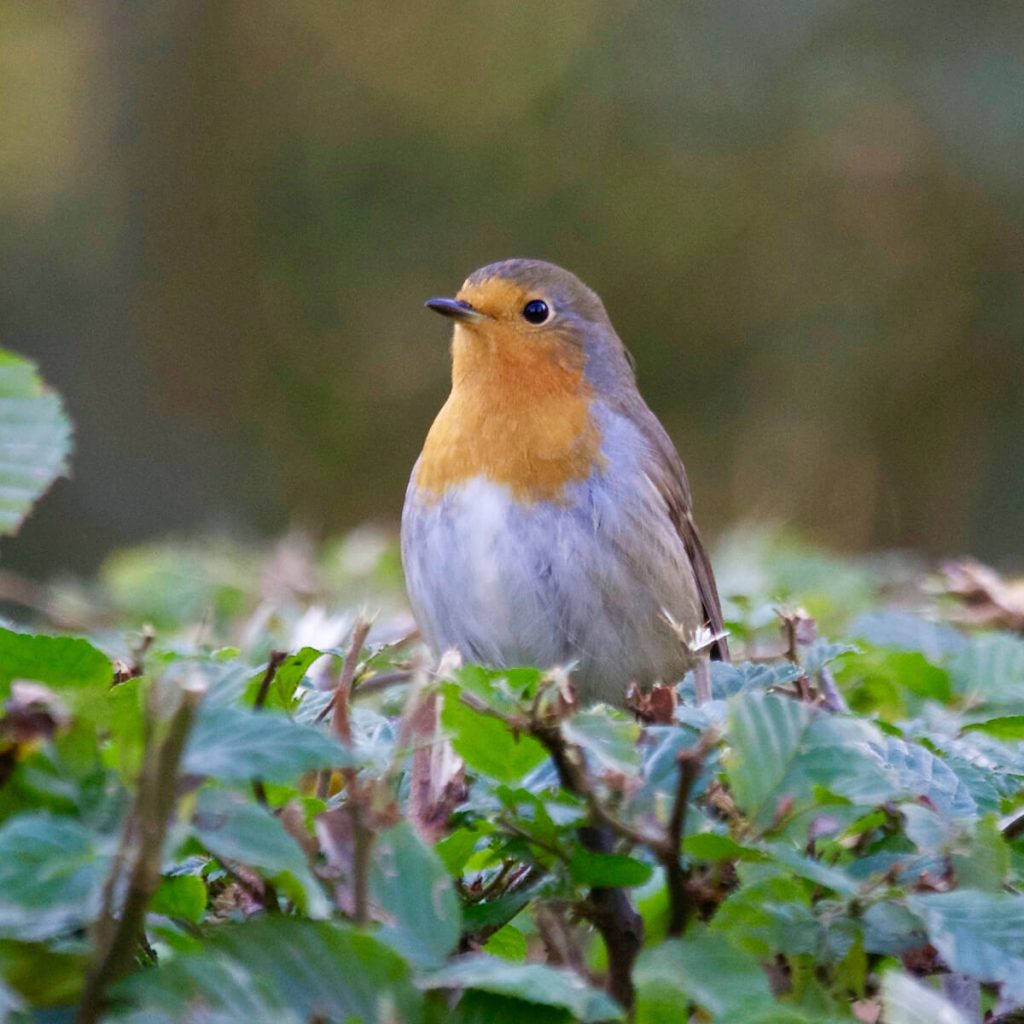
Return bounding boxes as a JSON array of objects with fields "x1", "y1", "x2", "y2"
[{"x1": 415, "y1": 335, "x2": 604, "y2": 503}]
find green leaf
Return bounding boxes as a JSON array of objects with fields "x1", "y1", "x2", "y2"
[
  {"x1": 151, "y1": 875, "x2": 207, "y2": 923},
  {"x1": 454, "y1": 991, "x2": 570, "y2": 1024},
  {"x1": 963, "y1": 715, "x2": 1024, "y2": 741},
  {"x1": 839, "y1": 648, "x2": 952, "y2": 717},
  {"x1": 116, "y1": 917, "x2": 424, "y2": 1022},
  {"x1": 862, "y1": 902, "x2": 927, "y2": 955},
  {"x1": 482, "y1": 923, "x2": 527, "y2": 962},
  {"x1": 568, "y1": 848, "x2": 653, "y2": 888},
  {"x1": 909, "y1": 890, "x2": 1024, "y2": 1001},
  {"x1": 635, "y1": 930, "x2": 773, "y2": 1019},
  {"x1": 801, "y1": 640, "x2": 858, "y2": 674},
  {"x1": 441, "y1": 683, "x2": 547, "y2": 782},
  {"x1": 419, "y1": 956, "x2": 621, "y2": 1022},
  {"x1": 244, "y1": 647, "x2": 323, "y2": 710},
  {"x1": 191, "y1": 788, "x2": 329, "y2": 917},
  {"x1": 881, "y1": 971, "x2": 969, "y2": 1024},
  {"x1": 436, "y1": 825, "x2": 483, "y2": 876},
  {"x1": 0, "y1": 628, "x2": 111, "y2": 700},
  {"x1": 184, "y1": 704, "x2": 350, "y2": 782},
  {"x1": 0, "y1": 939, "x2": 87, "y2": 1006},
  {"x1": 0, "y1": 813, "x2": 105, "y2": 940},
  {"x1": 879, "y1": 737, "x2": 976, "y2": 819},
  {"x1": 952, "y1": 815, "x2": 1010, "y2": 891},
  {"x1": 725, "y1": 693, "x2": 814, "y2": 826},
  {"x1": 371, "y1": 821, "x2": 461, "y2": 967},
  {"x1": 762, "y1": 843, "x2": 859, "y2": 897},
  {"x1": 453, "y1": 664, "x2": 545, "y2": 715},
  {"x1": 678, "y1": 660, "x2": 802, "y2": 702},
  {"x1": 0, "y1": 349, "x2": 72, "y2": 536},
  {"x1": 950, "y1": 633, "x2": 1024, "y2": 706},
  {"x1": 683, "y1": 833, "x2": 766, "y2": 863},
  {"x1": 562, "y1": 707, "x2": 640, "y2": 775},
  {"x1": 848, "y1": 612, "x2": 965, "y2": 659}
]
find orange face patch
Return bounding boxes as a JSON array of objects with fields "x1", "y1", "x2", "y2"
[{"x1": 415, "y1": 278, "x2": 604, "y2": 503}]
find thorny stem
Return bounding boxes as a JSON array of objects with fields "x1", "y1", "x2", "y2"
[{"x1": 76, "y1": 684, "x2": 203, "y2": 1024}]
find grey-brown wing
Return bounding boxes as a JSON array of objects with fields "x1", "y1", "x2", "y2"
[{"x1": 630, "y1": 402, "x2": 730, "y2": 662}]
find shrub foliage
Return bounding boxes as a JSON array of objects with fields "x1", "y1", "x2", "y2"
[{"x1": 0, "y1": 347, "x2": 1023, "y2": 1024}]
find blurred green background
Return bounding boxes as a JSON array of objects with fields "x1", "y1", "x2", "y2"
[{"x1": 3, "y1": 0, "x2": 1023, "y2": 577}]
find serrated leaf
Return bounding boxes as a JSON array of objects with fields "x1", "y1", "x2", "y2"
[
  {"x1": 962, "y1": 715, "x2": 1024, "y2": 741},
  {"x1": 452, "y1": 664, "x2": 544, "y2": 715},
  {"x1": 115, "y1": 917, "x2": 424, "y2": 1022},
  {"x1": 0, "y1": 814, "x2": 105, "y2": 940},
  {"x1": 862, "y1": 902, "x2": 927, "y2": 955},
  {"x1": 801, "y1": 640, "x2": 857, "y2": 674},
  {"x1": 191, "y1": 788, "x2": 328, "y2": 917},
  {"x1": 848, "y1": 612, "x2": 966, "y2": 658},
  {"x1": 482, "y1": 922, "x2": 527, "y2": 962},
  {"x1": 568, "y1": 848, "x2": 653, "y2": 888},
  {"x1": 909, "y1": 890, "x2": 1024, "y2": 1001},
  {"x1": 151, "y1": 875, "x2": 207, "y2": 923},
  {"x1": 952, "y1": 815, "x2": 1010, "y2": 891},
  {"x1": 371, "y1": 821, "x2": 461, "y2": 967},
  {"x1": 0, "y1": 349, "x2": 72, "y2": 537},
  {"x1": 454, "y1": 990, "x2": 570, "y2": 1024},
  {"x1": 683, "y1": 833, "x2": 766, "y2": 863},
  {"x1": 0, "y1": 628, "x2": 111, "y2": 699},
  {"x1": 419, "y1": 956, "x2": 621, "y2": 1022},
  {"x1": 725, "y1": 693, "x2": 814, "y2": 826},
  {"x1": 950, "y1": 633, "x2": 1024, "y2": 706},
  {"x1": 244, "y1": 647, "x2": 322, "y2": 710},
  {"x1": 440, "y1": 682, "x2": 547, "y2": 782},
  {"x1": 678, "y1": 660, "x2": 802, "y2": 703},
  {"x1": 763, "y1": 843, "x2": 859, "y2": 896},
  {"x1": 881, "y1": 971, "x2": 969, "y2": 1024},
  {"x1": 635, "y1": 930, "x2": 773, "y2": 1019},
  {"x1": 184, "y1": 704, "x2": 350, "y2": 782},
  {"x1": 877, "y1": 737, "x2": 976, "y2": 818},
  {"x1": 562, "y1": 707, "x2": 640, "y2": 775}
]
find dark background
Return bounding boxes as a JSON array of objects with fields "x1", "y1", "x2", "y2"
[{"x1": 3, "y1": 1, "x2": 1023, "y2": 577}]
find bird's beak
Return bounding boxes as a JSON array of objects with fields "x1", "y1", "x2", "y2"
[{"x1": 424, "y1": 297, "x2": 489, "y2": 323}]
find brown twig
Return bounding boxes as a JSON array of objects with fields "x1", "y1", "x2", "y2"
[
  {"x1": 251, "y1": 650, "x2": 286, "y2": 808},
  {"x1": 329, "y1": 619, "x2": 374, "y2": 924},
  {"x1": 319, "y1": 619, "x2": 372, "y2": 735},
  {"x1": 662, "y1": 745, "x2": 705, "y2": 937},
  {"x1": 1003, "y1": 812, "x2": 1024, "y2": 841},
  {"x1": 524, "y1": 715, "x2": 643, "y2": 1010},
  {"x1": 254, "y1": 650, "x2": 287, "y2": 711},
  {"x1": 76, "y1": 682, "x2": 204, "y2": 1024},
  {"x1": 352, "y1": 670, "x2": 414, "y2": 699}
]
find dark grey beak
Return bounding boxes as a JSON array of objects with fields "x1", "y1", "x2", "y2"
[{"x1": 424, "y1": 297, "x2": 489, "y2": 322}]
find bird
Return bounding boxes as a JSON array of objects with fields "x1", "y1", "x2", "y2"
[{"x1": 401, "y1": 259, "x2": 728, "y2": 705}]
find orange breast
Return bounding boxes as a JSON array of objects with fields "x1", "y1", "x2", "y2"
[{"x1": 415, "y1": 324, "x2": 604, "y2": 503}]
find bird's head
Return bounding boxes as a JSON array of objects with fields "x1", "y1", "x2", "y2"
[{"x1": 425, "y1": 259, "x2": 633, "y2": 394}]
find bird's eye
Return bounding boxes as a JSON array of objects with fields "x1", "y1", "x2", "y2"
[{"x1": 521, "y1": 299, "x2": 550, "y2": 325}]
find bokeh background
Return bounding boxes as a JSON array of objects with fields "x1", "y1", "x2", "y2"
[{"x1": 3, "y1": 0, "x2": 1023, "y2": 578}]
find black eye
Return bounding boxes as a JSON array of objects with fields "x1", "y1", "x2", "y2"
[{"x1": 521, "y1": 299, "x2": 550, "y2": 325}]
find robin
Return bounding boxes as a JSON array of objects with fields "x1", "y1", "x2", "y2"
[{"x1": 401, "y1": 259, "x2": 728, "y2": 705}]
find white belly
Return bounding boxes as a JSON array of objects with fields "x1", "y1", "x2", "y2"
[{"x1": 401, "y1": 469, "x2": 703, "y2": 704}]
